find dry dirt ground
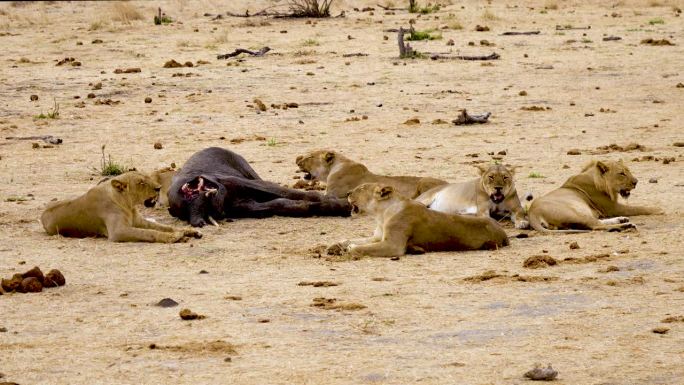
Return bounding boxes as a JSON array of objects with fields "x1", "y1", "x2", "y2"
[{"x1": 1, "y1": 1, "x2": 683, "y2": 384}]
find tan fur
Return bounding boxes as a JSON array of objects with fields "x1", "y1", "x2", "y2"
[
  {"x1": 41, "y1": 171, "x2": 201, "y2": 243},
  {"x1": 149, "y1": 166, "x2": 177, "y2": 207},
  {"x1": 330, "y1": 183, "x2": 509, "y2": 258},
  {"x1": 296, "y1": 150, "x2": 447, "y2": 199},
  {"x1": 528, "y1": 160, "x2": 663, "y2": 233},
  {"x1": 417, "y1": 164, "x2": 529, "y2": 229}
]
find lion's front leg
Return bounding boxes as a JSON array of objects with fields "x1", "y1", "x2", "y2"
[
  {"x1": 611, "y1": 203, "x2": 664, "y2": 217},
  {"x1": 348, "y1": 230, "x2": 408, "y2": 258},
  {"x1": 133, "y1": 213, "x2": 202, "y2": 239},
  {"x1": 328, "y1": 226, "x2": 383, "y2": 254}
]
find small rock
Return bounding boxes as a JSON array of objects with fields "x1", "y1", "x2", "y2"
[
  {"x1": 518, "y1": 90, "x2": 527, "y2": 96},
  {"x1": 179, "y1": 308, "x2": 205, "y2": 320},
  {"x1": 145, "y1": 97, "x2": 152, "y2": 103},
  {"x1": 569, "y1": 241, "x2": 580, "y2": 249},
  {"x1": 44, "y1": 269, "x2": 66, "y2": 287},
  {"x1": 19, "y1": 277, "x2": 43, "y2": 293},
  {"x1": 258, "y1": 318, "x2": 270, "y2": 323},
  {"x1": 403, "y1": 118, "x2": 420, "y2": 125},
  {"x1": 673, "y1": 142, "x2": 684, "y2": 147},
  {"x1": 224, "y1": 357, "x2": 232, "y2": 362},
  {"x1": 649, "y1": 178, "x2": 658, "y2": 183},
  {"x1": 475, "y1": 25, "x2": 490, "y2": 32},
  {"x1": 92, "y1": 82, "x2": 102, "y2": 90},
  {"x1": 446, "y1": 39, "x2": 455, "y2": 46},
  {"x1": 30, "y1": 95, "x2": 38, "y2": 101},
  {"x1": 567, "y1": 149, "x2": 581, "y2": 155},
  {"x1": 199, "y1": 270, "x2": 209, "y2": 274},
  {"x1": 677, "y1": 83, "x2": 684, "y2": 88},
  {"x1": 0, "y1": 327, "x2": 7, "y2": 332},
  {"x1": 92, "y1": 39, "x2": 103, "y2": 44},
  {"x1": 652, "y1": 326, "x2": 669, "y2": 334},
  {"x1": 524, "y1": 364, "x2": 558, "y2": 381},
  {"x1": 155, "y1": 298, "x2": 179, "y2": 308},
  {"x1": 87, "y1": 93, "x2": 96, "y2": 99},
  {"x1": 153, "y1": 142, "x2": 163, "y2": 150}
]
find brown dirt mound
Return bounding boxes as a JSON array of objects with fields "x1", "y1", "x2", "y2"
[
  {"x1": 523, "y1": 255, "x2": 558, "y2": 269},
  {"x1": 311, "y1": 297, "x2": 366, "y2": 311}
]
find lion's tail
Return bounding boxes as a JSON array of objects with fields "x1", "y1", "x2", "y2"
[{"x1": 529, "y1": 212, "x2": 590, "y2": 234}]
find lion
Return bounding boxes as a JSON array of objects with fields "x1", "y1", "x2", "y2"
[
  {"x1": 328, "y1": 183, "x2": 509, "y2": 258},
  {"x1": 416, "y1": 164, "x2": 530, "y2": 229},
  {"x1": 149, "y1": 166, "x2": 177, "y2": 207},
  {"x1": 528, "y1": 160, "x2": 663, "y2": 233},
  {"x1": 41, "y1": 171, "x2": 202, "y2": 243},
  {"x1": 295, "y1": 150, "x2": 447, "y2": 199}
]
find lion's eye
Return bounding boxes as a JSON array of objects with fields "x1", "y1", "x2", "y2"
[
  {"x1": 619, "y1": 172, "x2": 626, "y2": 177},
  {"x1": 489, "y1": 176, "x2": 494, "y2": 180},
  {"x1": 503, "y1": 176, "x2": 509, "y2": 181}
]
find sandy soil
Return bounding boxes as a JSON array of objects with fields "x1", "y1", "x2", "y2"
[{"x1": 1, "y1": 1, "x2": 683, "y2": 384}]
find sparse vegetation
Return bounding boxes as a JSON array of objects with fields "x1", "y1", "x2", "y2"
[
  {"x1": 482, "y1": 9, "x2": 498, "y2": 20},
  {"x1": 409, "y1": 0, "x2": 440, "y2": 14},
  {"x1": 581, "y1": 38, "x2": 593, "y2": 43},
  {"x1": 648, "y1": 17, "x2": 665, "y2": 24},
  {"x1": 302, "y1": 38, "x2": 320, "y2": 46},
  {"x1": 294, "y1": 49, "x2": 317, "y2": 56},
  {"x1": 406, "y1": 28, "x2": 441, "y2": 41},
  {"x1": 288, "y1": 0, "x2": 334, "y2": 18},
  {"x1": 528, "y1": 172, "x2": 546, "y2": 178},
  {"x1": 267, "y1": 138, "x2": 278, "y2": 147},
  {"x1": 110, "y1": 2, "x2": 143, "y2": 24},
  {"x1": 35, "y1": 99, "x2": 60, "y2": 119},
  {"x1": 98, "y1": 145, "x2": 127, "y2": 176}
]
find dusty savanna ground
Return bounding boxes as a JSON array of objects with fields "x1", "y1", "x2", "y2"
[{"x1": 1, "y1": 0, "x2": 683, "y2": 384}]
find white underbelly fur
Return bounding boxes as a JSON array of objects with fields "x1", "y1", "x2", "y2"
[{"x1": 429, "y1": 189, "x2": 477, "y2": 215}]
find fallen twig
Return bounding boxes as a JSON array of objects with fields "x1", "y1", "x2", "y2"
[
  {"x1": 452, "y1": 110, "x2": 491, "y2": 125},
  {"x1": 342, "y1": 52, "x2": 369, "y2": 57},
  {"x1": 431, "y1": 52, "x2": 500, "y2": 61},
  {"x1": 377, "y1": 4, "x2": 404, "y2": 10},
  {"x1": 556, "y1": 25, "x2": 591, "y2": 30},
  {"x1": 217, "y1": 47, "x2": 271, "y2": 59},
  {"x1": 5, "y1": 135, "x2": 63, "y2": 144},
  {"x1": 501, "y1": 31, "x2": 540, "y2": 35}
]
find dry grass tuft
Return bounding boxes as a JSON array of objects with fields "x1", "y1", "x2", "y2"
[
  {"x1": 288, "y1": 0, "x2": 334, "y2": 18},
  {"x1": 110, "y1": 2, "x2": 144, "y2": 24},
  {"x1": 482, "y1": 9, "x2": 498, "y2": 20}
]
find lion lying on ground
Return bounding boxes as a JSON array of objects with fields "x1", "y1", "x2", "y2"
[
  {"x1": 328, "y1": 183, "x2": 509, "y2": 258},
  {"x1": 41, "y1": 171, "x2": 201, "y2": 242},
  {"x1": 416, "y1": 164, "x2": 529, "y2": 229},
  {"x1": 528, "y1": 160, "x2": 663, "y2": 233},
  {"x1": 295, "y1": 150, "x2": 447, "y2": 199}
]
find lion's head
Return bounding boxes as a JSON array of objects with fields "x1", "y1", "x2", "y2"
[
  {"x1": 584, "y1": 159, "x2": 638, "y2": 201},
  {"x1": 295, "y1": 150, "x2": 337, "y2": 182},
  {"x1": 348, "y1": 183, "x2": 396, "y2": 216},
  {"x1": 110, "y1": 171, "x2": 161, "y2": 208},
  {"x1": 476, "y1": 164, "x2": 517, "y2": 204}
]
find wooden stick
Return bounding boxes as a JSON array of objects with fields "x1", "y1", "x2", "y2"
[
  {"x1": 501, "y1": 31, "x2": 540, "y2": 35},
  {"x1": 217, "y1": 47, "x2": 271, "y2": 60},
  {"x1": 452, "y1": 110, "x2": 491, "y2": 125},
  {"x1": 430, "y1": 52, "x2": 500, "y2": 61}
]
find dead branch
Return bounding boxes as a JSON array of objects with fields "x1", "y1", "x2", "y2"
[
  {"x1": 342, "y1": 53, "x2": 369, "y2": 57},
  {"x1": 217, "y1": 47, "x2": 271, "y2": 60},
  {"x1": 397, "y1": 27, "x2": 418, "y2": 58},
  {"x1": 377, "y1": 4, "x2": 404, "y2": 10},
  {"x1": 5, "y1": 135, "x2": 63, "y2": 144},
  {"x1": 452, "y1": 110, "x2": 491, "y2": 125},
  {"x1": 501, "y1": 31, "x2": 540, "y2": 35},
  {"x1": 430, "y1": 52, "x2": 500, "y2": 61},
  {"x1": 555, "y1": 25, "x2": 591, "y2": 30}
]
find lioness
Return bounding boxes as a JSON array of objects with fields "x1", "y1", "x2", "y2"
[
  {"x1": 528, "y1": 160, "x2": 663, "y2": 232},
  {"x1": 41, "y1": 171, "x2": 201, "y2": 242},
  {"x1": 295, "y1": 150, "x2": 447, "y2": 199},
  {"x1": 149, "y1": 166, "x2": 177, "y2": 207},
  {"x1": 416, "y1": 164, "x2": 529, "y2": 229},
  {"x1": 330, "y1": 183, "x2": 509, "y2": 258}
]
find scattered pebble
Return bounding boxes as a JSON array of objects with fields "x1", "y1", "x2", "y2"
[
  {"x1": 652, "y1": 326, "x2": 669, "y2": 334},
  {"x1": 30, "y1": 95, "x2": 38, "y2": 101},
  {"x1": 569, "y1": 241, "x2": 580, "y2": 249},
  {"x1": 153, "y1": 142, "x2": 163, "y2": 150},
  {"x1": 649, "y1": 178, "x2": 658, "y2": 183},
  {"x1": 144, "y1": 97, "x2": 152, "y2": 103}
]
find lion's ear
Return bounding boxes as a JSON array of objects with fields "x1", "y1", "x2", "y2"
[
  {"x1": 596, "y1": 161, "x2": 609, "y2": 174},
  {"x1": 323, "y1": 151, "x2": 335, "y2": 164},
  {"x1": 295, "y1": 155, "x2": 303, "y2": 163},
  {"x1": 474, "y1": 164, "x2": 488, "y2": 175},
  {"x1": 111, "y1": 179, "x2": 128, "y2": 192},
  {"x1": 374, "y1": 185, "x2": 394, "y2": 200},
  {"x1": 506, "y1": 165, "x2": 521, "y2": 175}
]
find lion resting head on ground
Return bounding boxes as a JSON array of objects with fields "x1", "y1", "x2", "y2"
[
  {"x1": 327, "y1": 183, "x2": 509, "y2": 258},
  {"x1": 528, "y1": 159, "x2": 663, "y2": 233},
  {"x1": 295, "y1": 150, "x2": 446, "y2": 199},
  {"x1": 417, "y1": 163, "x2": 529, "y2": 229},
  {"x1": 41, "y1": 171, "x2": 201, "y2": 243}
]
